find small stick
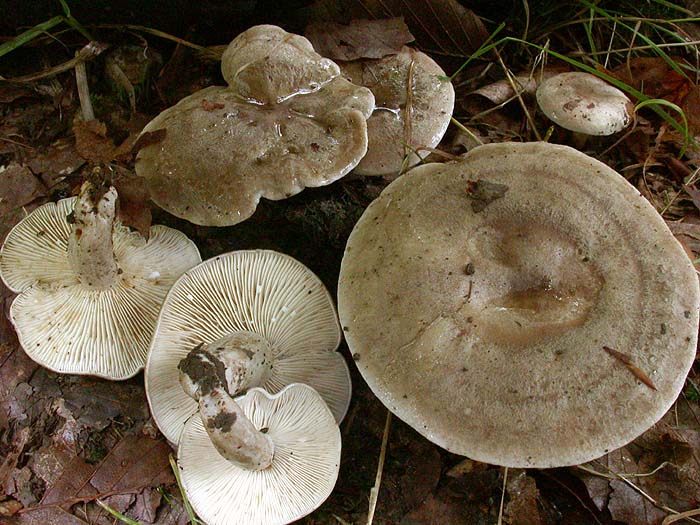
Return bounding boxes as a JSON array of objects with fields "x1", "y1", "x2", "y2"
[{"x1": 367, "y1": 411, "x2": 391, "y2": 525}]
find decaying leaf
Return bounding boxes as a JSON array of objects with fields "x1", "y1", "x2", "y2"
[
  {"x1": 113, "y1": 170, "x2": 152, "y2": 239},
  {"x1": 609, "y1": 57, "x2": 692, "y2": 104},
  {"x1": 338, "y1": 0, "x2": 488, "y2": 61},
  {"x1": 466, "y1": 179, "x2": 509, "y2": 213},
  {"x1": 602, "y1": 346, "x2": 657, "y2": 390},
  {"x1": 305, "y1": 18, "x2": 414, "y2": 61},
  {"x1": 577, "y1": 404, "x2": 700, "y2": 524},
  {"x1": 504, "y1": 469, "x2": 542, "y2": 525},
  {"x1": 72, "y1": 120, "x2": 117, "y2": 165},
  {"x1": 16, "y1": 434, "x2": 174, "y2": 525}
]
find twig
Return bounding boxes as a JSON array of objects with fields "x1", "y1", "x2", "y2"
[
  {"x1": 3, "y1": 40, "x2": 108, "y2": 83},
  {"x1": 367, "y1": 411, "x2": 391, "y2": 525},
  {"x1": 497, "y1": 467, "x2": 508, "y2": 525},
  {"x1": 662, "y1": 507, "x2": 700, "y2": 524},
  {"x1": 74, "y1": 50, "x2": 94, "y2": 121}
]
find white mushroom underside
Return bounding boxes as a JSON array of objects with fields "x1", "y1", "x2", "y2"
[
  {"x1": 178, "y1": 384, "x2": 340, "y2": 525},
  {"x1": 146, "y1": 250, "x2": 349, "y2": 444},
  {"x1": 1, "y1": 197, "x2": 201, "y2": 379}
]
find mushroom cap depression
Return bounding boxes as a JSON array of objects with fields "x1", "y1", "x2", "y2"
[
  {"x1": 136, "y1": 25, "x2": 374, "y2": 226},
  {"x1": 0, "y1": 197, "x2": 201, "y2": 379},
  {"x1": 178, "y1": 383, "x2": 341, "y2": 525},
  {"x1": 146, "y1": 250, "x2": 350, "y2": 443},
  {"x1": 536, "y1": 72, "x2": 632, "y2": 136},
  {"x1": 340, "y1": 46, "x2": 455, "y2": 176},
  {"x1": 337, "y1": 142, "x2": 699, "y2": 468}
]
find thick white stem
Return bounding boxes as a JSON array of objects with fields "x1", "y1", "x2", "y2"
[
  {"x1": 67, "y1": 182, "x2": 119, "y2": 290},
  {"x1": 179, "y1": 332, "x2": 272, "y2": 399},
  {"x1": 198, "y1": 386, "x2": 274, "y2": 470}
]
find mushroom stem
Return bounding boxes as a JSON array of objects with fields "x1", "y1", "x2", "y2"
[
  {"x1": 198, "y1": 386, "x2": 275, "y2": 470},
  {"x1": 178, "y1": 332, "x2": 273, "y2": 399},
  {"x1": 67, "y1": 182, "x2": 119, "y2": 290}
]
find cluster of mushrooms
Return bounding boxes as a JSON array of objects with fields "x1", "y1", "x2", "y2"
[{"x1": 1, "y1": 24, "x2": 698, "y2": 525}]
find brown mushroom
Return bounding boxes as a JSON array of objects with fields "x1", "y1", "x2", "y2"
[
  {"x1": 338, "y1": 141, "x2": 699, "y2": 468},
  {"x1": 340, "y1": 46, "x2": 455, "y2": 176},
  {"x1": 135, "y1": 25, "x2": 375, "y2": 226}
]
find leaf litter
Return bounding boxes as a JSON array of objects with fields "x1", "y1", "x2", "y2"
[{"x1": 1, "y1": 3, "x2": 700, "y2": 525}]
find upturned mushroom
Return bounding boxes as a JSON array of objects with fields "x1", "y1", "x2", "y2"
[
  {"x1": 177, "y1": 382, "x2": 341, "y2": 525},
  {"x1": 146, "y1": 249, "x2": 351, "y2": 444},
  {"x1": 135, "y1": 25, "x2": 375, "y2": 226},
  {"x1": 339, "y1": 46, "x2": 455, "y2": 176},
  {"x1": 536, "y1": 71, "x2": 632, "y2": 138},
  {"x1": 0, "y1": 181, "x2": 201, "y2": 379},
  {"x1": 338, "y1": 141, "x2": 699, "y2": 468}
]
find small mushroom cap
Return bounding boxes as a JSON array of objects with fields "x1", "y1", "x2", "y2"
[
  {"x1": 536, "y1": 72, "x2": 632, "y2": 136},
  {"x1": 178, "y1": 383, "x2": 341, "y2": 525},
  {"x1": 338, "y1": 142, "x2": 699, "y2": 468},
  {"x1": 0, "y1": 197, "x2": 201, "y2": 379},
  {"x1": 146, "y1": 250, "x2": 351, "y2": 444},
  {"x1": 222, "y1": 25, "x2": 340, "y2": 104},
  {"x1": 340, "y1": 47, "x2": 455, "y2": 176}
]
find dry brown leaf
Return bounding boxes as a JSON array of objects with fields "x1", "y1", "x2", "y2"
[
  {"x1": 72, "y1": 120, "x2": 117, "y2": 165},
  {"x1": 305, "y1": 18, "x2": 414, "y2": 61},
  {"x1": 16, "y1": 434, "x2": 174, "y2": 525},
  {"x1": 609, "y1": 57, "x2": 692, "y2": 105},
  {"x1": 339, "y1": 0, "x2": 488, "y2": 61},
  {"x1": 504, "y1": 470, "x2": 542, "y2": 525},
  {"x1": 113, "y1": 170, "x2": 152, "y2": 240},
  {"x1": 603, "y1": 346, "x2": 657, "y2": 391}
]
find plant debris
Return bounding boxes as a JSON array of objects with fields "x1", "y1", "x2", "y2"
[{"x1": 602, "y1": 346, "x2": 658, "y2": 391}]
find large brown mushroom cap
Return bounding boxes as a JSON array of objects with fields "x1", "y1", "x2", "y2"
[
  {"x1": 136, "y1": 25, "x2": 374, "y2": 227},
  {"x1": 340, "y1": 47, "x2": 455, "y2": 176},
  {"x1": 338, "y1": 142, "x2": 699, "y2": 468}
]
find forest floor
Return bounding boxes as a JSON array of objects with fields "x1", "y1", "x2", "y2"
[{"x1": 1, "y1": 1, "x2": 700, "y2": 524}]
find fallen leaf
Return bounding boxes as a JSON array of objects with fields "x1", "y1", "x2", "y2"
[
  {"x1": 466, "y1": 179, "x2": 509, "y2": 213},
  {"x1": 16, "y1": 434, "x2": 174, "y2": 525},
  {"x1": 72, "y1": 120, "x2": 116, "y2": 164},
  {"x1": 0, "y1": 163, "x2": 47, "y2": 241},
  {"x1": 113, "y1": 170, "x2": 152, "y2": 239},
  {"x1": 504, "y1": 469, "x2": 542, "y2": 525},
  {"x1": 305, "y1": 18, "x2": 414, "y2": 61},
  {"x1": 602, "y1": 346, "x2": 657, "y2": 391},
  {"x1": 610, "y1": 57, "x2": 692, "y2": 104},
  {"x1": 338, "y1": 0, "x2": 488, "y2": 61}
]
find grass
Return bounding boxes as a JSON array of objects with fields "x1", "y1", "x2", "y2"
[{"x1": 451, "y1": 0, "x2": 700, "y2": 156}]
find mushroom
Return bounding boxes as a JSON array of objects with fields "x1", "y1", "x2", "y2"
[
  {"x1": 536, "y1": 71, "x2": 632, "y2": 140},
  {"x1": 135, "y1": 25, "x2": 375, "y2": 226},
  {"x1": 0, "y1": 181, "x2": 201, "y2": 379},
  {"x1": 340, "y1": 46, "x2": 455, "y2": 176},
  {"x1": 177, "y1": 382, "x2": 341, "y2": 525},
  {"x1": 146, "y1": 249, "x2": 351, "y2": 444},
  {"x1": 337, "y1": 141, "x2": 699, "y2": 468}
]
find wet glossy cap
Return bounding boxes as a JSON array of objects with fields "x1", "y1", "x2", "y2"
[
  {"x1": 136, "y1": 25, "x2": 374, "y2": 227},
  {"x1": 340, "y1": 47, "x2": 455, "y2": 175},
  {"x1": 338, "y1": 141, "x2": 699, "y2": 467}
]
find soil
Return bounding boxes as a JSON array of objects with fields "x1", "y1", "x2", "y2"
[{"x1": 1, "y1": 2, "x2": 700, "y2": 525}]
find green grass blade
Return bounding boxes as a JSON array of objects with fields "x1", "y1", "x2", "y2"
[
  {"x1": 95, "y1": 500, "x2": 144, "y2": 525},
  {"x1": 0, "y1": 15, "x2": 64, "y2": 58}
]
